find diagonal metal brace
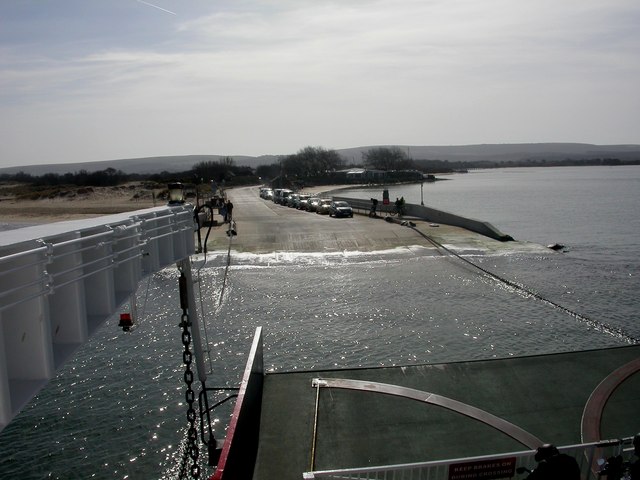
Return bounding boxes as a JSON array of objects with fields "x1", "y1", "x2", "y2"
[{"x1": 312, "y1": 377, "x2": 544, "y2": 449}]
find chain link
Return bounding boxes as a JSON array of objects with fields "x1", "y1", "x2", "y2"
[{"x1": 178, "y1": 306, "x2": 200, "y2": 479}]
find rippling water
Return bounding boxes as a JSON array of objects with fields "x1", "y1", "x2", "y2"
[{"x1": 1, "y1": 166, "x2": 638, "y2": 479}]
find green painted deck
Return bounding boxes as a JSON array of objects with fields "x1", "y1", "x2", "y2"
[{"x1": 253, "y1": 345, "x2": 640, "y2": 480}]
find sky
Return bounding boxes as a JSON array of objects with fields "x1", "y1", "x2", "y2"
[{"x1": 1, "y1": 0, "x2": 639, "y2": 168}]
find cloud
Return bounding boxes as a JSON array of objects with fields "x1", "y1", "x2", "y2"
[
  {"x1": 1, "y1": 0, "x2": 639, "y2": 166},
  {"x1": 5, "y1": 0, "x2": 639, "y2": 99},
  {"x1": 166, "y1": 0, "x2": 640, "y2": 91}
]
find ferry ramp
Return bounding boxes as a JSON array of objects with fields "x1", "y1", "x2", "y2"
[{"x1": 204, "y1": 186, "x2": 550, "y2": 255}]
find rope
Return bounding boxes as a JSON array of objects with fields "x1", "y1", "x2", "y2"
[
  {"x1": 196, "y1": 256, "x2": 215, "y2": 375},
  {"x1": 139, "y1": 273, "x2": 152, "y2": 324},
  {"x1": 192, "y1": 217, "x2": 235, "y2": 376},
  {"x1": 408, "y1": 224, "x2": 639, "y2": 344},
  {"x1": 217, "y1": 220, "x2": 234, "y2": 307},
  {"x1": 310, "y1": 381, "x2": 322, "y2": 471}
]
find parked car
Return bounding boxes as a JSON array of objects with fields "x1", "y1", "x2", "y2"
[
  {"x1": 259, "y1": 187, "x2": 273, "y2": 199},
  {"x1": 306, "y1": 197, "x2": 321, "y2": 212},
  {"x1": 287, "y1": 193, "x2": 300, "y2": 207},
  {"x1": 274, "y1": 189, "x2": 293, "y2": 204},
  {"x1": 297, "y1": 194, "x2": 311, "y2": 210},
  {"x1": 280, "y1": 189, "x2": 294, "y2": 205},
  {"x1": 316, "y1": 199, "x2": 332, "y2": 214},
  {"x1": 329, "y1": 201, "x2": 353, "y2": 218}
]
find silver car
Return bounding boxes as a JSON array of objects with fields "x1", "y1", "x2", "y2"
[{"x1": 316, "y1": 199, "x2": 332, "y2": 214}]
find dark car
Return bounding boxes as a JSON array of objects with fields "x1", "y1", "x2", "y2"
[
  {"x1": 316, "y1": 199, "x2": 332, "y2": 215},
  {"x1": 329, "y1": 201, "x2": 353, "y2": 218}
]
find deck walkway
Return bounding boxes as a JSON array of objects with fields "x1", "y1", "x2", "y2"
[{"x1": 254, "y1": 345, "x2": 640, "y2": 480}]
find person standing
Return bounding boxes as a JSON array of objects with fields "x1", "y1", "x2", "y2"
[
  {"x1": 226, "y1": 200, "x2": 234, "y2": 222},
  {"x1": 220, "y1": 203, "x2": 227, "y2": 223},
  {"x1": 526, "y1": 444, "x2": 580, "y2": 480},
  {"x1": 369, "y1": 198, "x2": 378, "y2": 217}
]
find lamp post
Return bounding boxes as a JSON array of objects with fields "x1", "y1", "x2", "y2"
[{"x1": 167, "y1": 182, "x2": 185, "y2": 205}]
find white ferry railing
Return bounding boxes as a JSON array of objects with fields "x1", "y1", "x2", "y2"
[
  {"x1": 303, "y1": 437, "x2": 633, "y2": 480},
  {"x1": 0, "y1": 205, "x2": 195, "y2": 432}
]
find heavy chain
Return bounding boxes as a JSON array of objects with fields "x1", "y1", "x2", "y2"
[{"x1": 178, "y1": 271, "x2": 200, "y2": 479}]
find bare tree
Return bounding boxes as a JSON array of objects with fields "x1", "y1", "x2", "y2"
[
  {"x1": 363, "y1": 147, "x2": 414, "y2": 170},
  {"x1": 191, "y1": 157, "x2": 236, "y2": 182},
  {"x1": 281, "y1": 146, "x2": 344, "y2": 178}
]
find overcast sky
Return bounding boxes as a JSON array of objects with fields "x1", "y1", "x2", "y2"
[{"x1": 1, "y1": 0, "x2": 639, "y2": 168}]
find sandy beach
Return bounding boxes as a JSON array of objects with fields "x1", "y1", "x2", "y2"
[
  {"x1": 0, "y1": 184, "x2": 159, "y2": 224},
  {"x1": 0, "y1": 182, "x2": 364, "y2": 224},
  {"x1": 0, "y1": 183, "x2": 359, "y2": 225}
]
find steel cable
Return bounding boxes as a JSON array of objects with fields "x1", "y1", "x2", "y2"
[{"x1": 408, "y1": 225, "x2": 639, "y2": 344}]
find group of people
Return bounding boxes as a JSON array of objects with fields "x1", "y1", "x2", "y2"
[
  {"x1": 597, "y1": 433, "x2": 640, "y2": 480},
  {"x1": 368, "y1": 196, "x2": 405, "y2": 217},
  {"x1": 525, "y1": 434, "x2": 640, "y2": 480},
  {"x1": 207, "y1": 197, "x2": 234, "y2": 223}
]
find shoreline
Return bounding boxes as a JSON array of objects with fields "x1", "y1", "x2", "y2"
[
  {"x1": 0, "y1": 183, "x2": 358, "y2": 225},
  {"x1": 0, "y1": 184, "x2": 158, "y2": 224},
  {"x1": 0, "y1": 198, "x2": 158, "y2": 224}
]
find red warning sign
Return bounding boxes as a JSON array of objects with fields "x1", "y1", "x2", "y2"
[{"x1": 448, "y1": 457, "x2": 516, "y2": 480}]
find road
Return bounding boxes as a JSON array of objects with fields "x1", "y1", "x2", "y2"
[{"x1": 203, "y1": 186, "x2": 549, "y2": 255}]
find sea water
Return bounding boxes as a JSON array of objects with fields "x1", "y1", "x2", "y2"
[{"x1": 0, "y1": 165, "x2": 638, "y2": 479}]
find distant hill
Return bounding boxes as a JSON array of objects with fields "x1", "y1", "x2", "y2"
[
  {"x1": 0, "y1": 154, "x2": 282, "y2": 176},
  {"x1": 1, "y1": 143, "x2": 639, "y2": 176},
  {"x1": 338, "y1": 143, "x2": 640, "y2": 163}
]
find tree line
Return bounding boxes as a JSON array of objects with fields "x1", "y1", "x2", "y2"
[
  {"x1": 0, "y1": 147, "x2": 402, "y2": 188},
  {"x1": 0, "y1": 157, "x2": 258, "y2": 188},
  {"x1": 1, "y1": 167, "x2": 129, "y2": 187},
  {"x1": 1, "y1": 147, "x2": 636, "y2": 189}
]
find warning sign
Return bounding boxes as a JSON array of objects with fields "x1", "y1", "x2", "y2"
[{"x1": 448, "y1": 457, "x2": 516, "y2": 480}]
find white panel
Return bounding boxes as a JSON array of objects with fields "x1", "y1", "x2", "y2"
[
  {"x1": 81, "y1": 227, "x2": 116, "y2": 320},
  {"x1": 0, "y1": 204, "x2": 195, "y2": 432},
  {"x1": 138, "y1": 214, "x2": 161, "y2": 275},
  {"x1": 112, "y1": 221, "x2": 143, "y2": 305},
  {"x1": 0, "y1": 314, "x2": 10, "y2": 429},
  {"x1": 156, "y1": 213, "x2": 175, "y2": 268},
  {"x1": 173, "y1": 210, "x2": 195, "y2": 260},
  {"x1": 2, "y1": 249, "x2": 54, "y2": 381},
  {"x1": 47, "y1": 231, "x2": 88, "y2": 345}
]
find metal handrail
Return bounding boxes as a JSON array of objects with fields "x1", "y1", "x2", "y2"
[{"x1": 303, "y1": 437, "x2": 632, "y2": 480}]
